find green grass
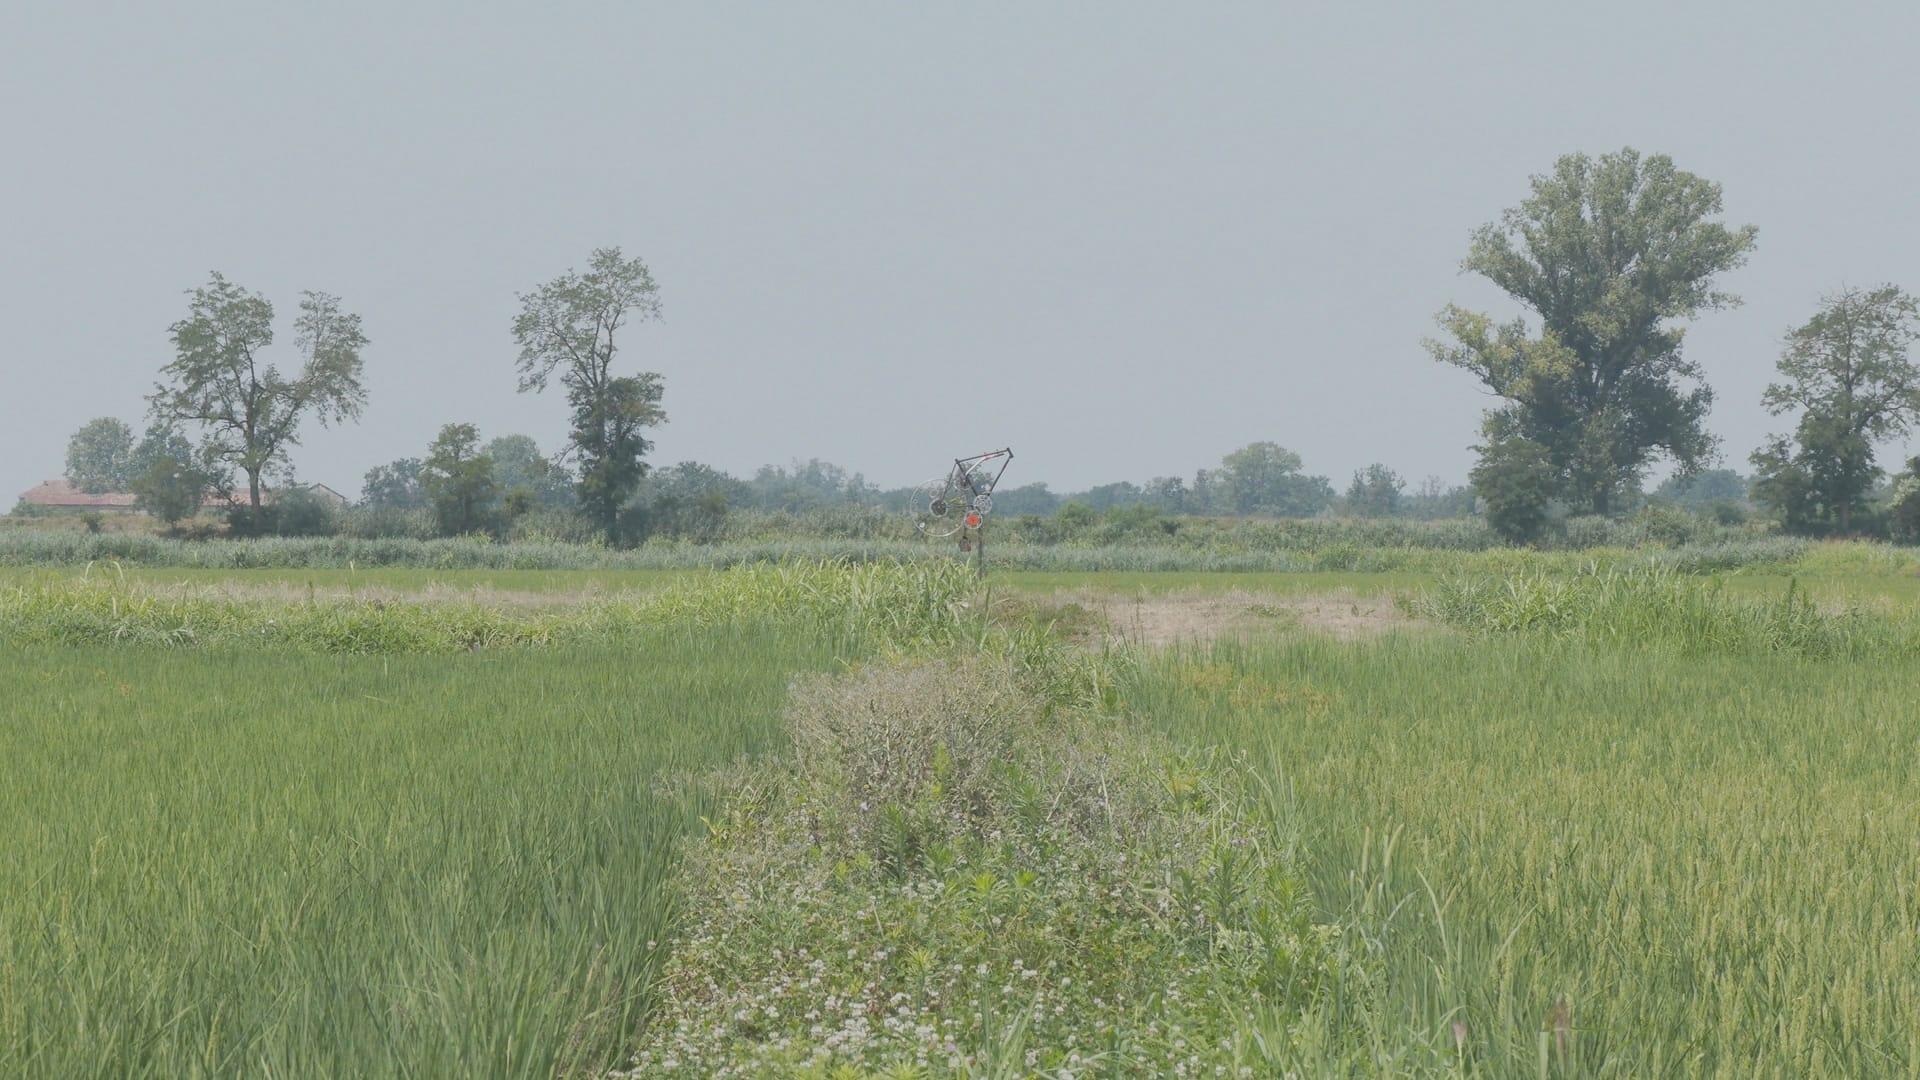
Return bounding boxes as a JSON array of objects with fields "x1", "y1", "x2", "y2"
[
  {"x1": 0, "y1": 561, "x2": 979, "y2": 653},
  {"x1": 629, "y1": 661, "x2": 1353, "y2": 1076},
  {"x1": 0, "y1": 633, "x2": 847, "y2": 1077},
  {"x1": 0, "y1": 564, "x2": 698, "y2": 594},
  {"x1": 14, "y1": 553, "x2": 1920, "y2": 1075},
  {"x1": 1413, "y1": 567, "x2": 1920, "y2": 658},
  {"x1": 11, "y1": 525, "x2": 1913, "y2": 578},
  {"x1": 1132, "y1": 634, "x2": 1920, "y2": 1075}
]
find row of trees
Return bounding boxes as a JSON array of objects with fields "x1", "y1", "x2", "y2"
[
  {"x1": 1431, "y1": 147, "x2": 1920, "y2": 541},
  {"x1": 48, "y1": 150, "x2": 1920, "y2": 547},
  {"x1": 52, "y1": 248, "x2": 671, "y2": 539}
]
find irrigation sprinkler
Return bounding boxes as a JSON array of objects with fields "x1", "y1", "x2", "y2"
[{"x1": 909, "y1": 448, "x2": 1012, "y2": 578}]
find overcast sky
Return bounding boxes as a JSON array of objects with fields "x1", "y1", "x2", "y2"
[{"x1": 4, "y1": 2, "x2": 1918, "y2": 503}]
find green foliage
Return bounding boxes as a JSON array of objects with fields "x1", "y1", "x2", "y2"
[
  {"x1": 747, "y1": 458, "x2": 879, "y2": 511},
  {"x1": 1652, "y1": 466, "x2": 1750, "y2": 526},
  {"x1": 420, "y1": 423, "x2": 498, "y2": 536},
  {"x1": 622, "y1": 461, "x2": 750, "y2": 542},
  {"x1": 129, "y1": 453, "x2": 209, "y2": 528},
  {"x1": 360, "y1": 456, "x2": 426, "y2": 509},
  {"x1": 485, "y1": 433, "x2": 573, "y2": 507},
  {"x1": 1413, "y1": 566, "x2": 1920, "y2": 658},
  {"x1": 570, "y1": 373, "x2": 664, "y2": 541},
  {"x1": 1891, "y1": 457, "x2": 1920, "y2": 544},
  {"x1": 1653, "y1": 466, "x2": 1748, "y2": 507},
  {"x1": 1054, "y1": 500, "x2": 1098, "y2": 534},
  {"x1": 1344, "y1": 463, "x2": 1403, "y2": 518},
  {"x1": 149, "y1": 274, "x2": 369, "y2": 509},
  {"x1": 512, "y1": 247, "x2": 666, "y2": 542},
  {"x1": 64, "y1": 417, "x2": 135, "y2": 492},
  {"x1": 0, "y1": 517, "x2": 1836, "y2": 575},
  {"x1": 0, "y1": 561, "x2": 979, "y2": 654},
  {"x1": 271, "y1": 486, "x2": 339, "y2": 537},
  {"x1": 1752, "y1": 285, "x2": 1920, "y2": 533},
  {"x1": 1208, "y1": 442, "x2": 1335, "y2": 516},
  {"x1": 1430, "y1": 148, "x2": 1757, "y2": 514},
  {"x1": 1469, "y1": 434, "x2": 1554, "y2": 543},
  {"x1": 630, "y1": 662, "x2": 1353, "y2": 1075}
]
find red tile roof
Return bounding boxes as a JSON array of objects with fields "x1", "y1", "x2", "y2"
[
  {"x1": 17, "y1": 478, "x2": 139, "y2": 508},
  {"x1": 16, "y1": 478, "x2": 348, "y2": 512}
]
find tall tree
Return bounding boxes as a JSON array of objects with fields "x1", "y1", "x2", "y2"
[
  {"x1": 1210, "y1": 442, "x2": 1334, "y2": 517},
  {"x1": 130, "y1": 451, "x2": 216, "y2": 530},
  {"x1": 129, "y1": 423, "x2": 201, "y2": 481},
  {"x1": 64, "y1": 417, "x2": 135, "y2": 492},
  {"x1": 485, "y1": 434, "x2": 573, "y2": 507},
  {"x1": 361, "y1": 458, "x2": 427, "y2": 509},
  {"x1": 149, "y1": 274, "x2": 369, "y2": 515},
  {"x1": 1428, "y1": 149, "x2": 1757, "y2": 514},
  {"x1": 1345, "y1": 463, "x2": 1405, "y2": 518},
  {"x1": 511, "y1": 248, "x2": 667, "y2": 542},
  {"x1": 419, "y1": 423, "x2": 497, "y2": 536},
  {"x1": 1751, "y1": 285, "x2": 1920, "y2": 531}
]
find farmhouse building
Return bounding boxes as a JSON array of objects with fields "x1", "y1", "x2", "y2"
[
  {"x1": 14, "y1": 478, "x2": 351, "y2": 514},
  {"x1": 15, "y1": 478, "x2": 140, "y2": 512}
]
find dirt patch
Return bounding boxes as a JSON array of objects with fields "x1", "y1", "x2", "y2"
[{"x1": 1054, "y1": 588, "x2": 1422, "y2": 647}]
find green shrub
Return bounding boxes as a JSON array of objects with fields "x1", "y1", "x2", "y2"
[
  {"x1": 627, "y1": 662, "x2": 1356, "y2": 1076},
  {"x1": 272, "y1": 488, "x2": 339, "y2": 537},
  {"x1": 1470, "y1": 436, "x2": 1554, "y2": 544}
]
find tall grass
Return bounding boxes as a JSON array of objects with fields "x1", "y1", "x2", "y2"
[
  {"x1": 1133, "y1": 635, "x2": 1920, "y2": 1075},
  {"x1": 1414, "y1": 566, "x2": 1920, "y2": 658},
  {"x1": 0, "y1": 633, "x2": 845, "y2": 1076},
  {"x1": 3, "y1": 526, "x2": 1898, "y2": 577},
  {"x1": 0, "y1": 561, "x2": 979, "y2": 653}
]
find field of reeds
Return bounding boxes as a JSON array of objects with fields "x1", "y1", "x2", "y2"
[
  {"x1": 7, "y1": 554, "x2": 1920, "y2": 1075},
  {"x1": 8, "y1": 518, "x2": 1895, "y2": 577}
]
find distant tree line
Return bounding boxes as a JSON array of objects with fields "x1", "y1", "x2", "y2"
[{"x1": 33, "y1": 149, "x2": 1920, "y2": 546}]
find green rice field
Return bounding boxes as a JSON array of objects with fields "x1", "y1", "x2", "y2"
[
  {"x1": 4, "y1": 552, "x2": 1919, "y2": 1075},
  {"x1": 0, "y1": 633, "x2": 847, "y2": 1076}
]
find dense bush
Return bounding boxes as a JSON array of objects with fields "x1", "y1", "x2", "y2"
[{"x1": 627, "y1": 661, "x2": 1356, "y2": 1075}]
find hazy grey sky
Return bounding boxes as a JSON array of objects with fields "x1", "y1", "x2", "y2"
[{"x1": 4, "y1": 2, "x2": 1918, "y2": 503}]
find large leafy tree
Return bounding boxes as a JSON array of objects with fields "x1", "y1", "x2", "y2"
[
  {"x1": 419, "y1": 423, "x2": 497, "y2": 536},
  {"x1": 1209, "y1": 442, "x2": 1334, "y2": 517},
  {"x1": 1344, "y1": 463, "x2": 1404, "y2": 518},
  {"x1": 361, "y1": 458, "x2": 426, "y2": 509},
  {"x1": 65, "y1": 417, "x2": 135, "y2": 492},
  {"x1": 512, "y1": 248, "x2": 667, "y2": 542},
  {"x1": 149, "y1": 274, "x2": 368, "y2": 514},
  {"x1": 485, "y1": 434, "x2": 573, "y2": 507},
  {"x1": 1429, "y1": 149, "x2": 1757, "y2": 515},
  {"x1": 1751, "y1": 285, "x2": 1920, "y2": 532},
  {"x1": 126, "y1": 423, "x2": 222, "y2": 527}
]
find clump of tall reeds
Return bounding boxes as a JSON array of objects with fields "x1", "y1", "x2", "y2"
[{"x1": 1413, "y1": 565, "x2": 1920, "y2": 657}]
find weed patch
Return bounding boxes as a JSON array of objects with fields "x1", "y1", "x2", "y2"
[{"x1": 626, "y1": 661, "x2": 1359, "y2": 1076}]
